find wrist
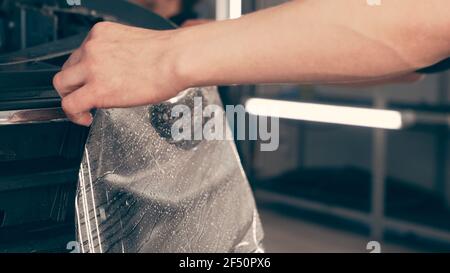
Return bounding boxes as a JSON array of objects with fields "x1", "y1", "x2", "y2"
[{"x1": 168, "y1": 27, "x2": 203, "y2": 90}]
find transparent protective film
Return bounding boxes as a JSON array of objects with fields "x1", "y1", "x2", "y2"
[{"x1": 75, "y1": 87, "x2": 264, "y2": 253}]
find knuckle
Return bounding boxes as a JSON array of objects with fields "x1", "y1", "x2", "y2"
[
  {"x1": 96, "y1": 21, "x2": 112, "y2": 28},
  {"x1": 52, "y1": 73, "x2": 63, "y2": 90},
  {"x1": 81, "y1": 45, "x2": 102, "y2": 69},
  {"x1": 83, "y1": 40, "x2": 97, "y2": 53},
  {"x1": 82, "y1": 57, "x2": 100, "y2": 74},
  {"x1": 90, "y1": 22, "x2": 104, "y2": 34},
  {"x1": 61, "y1": 98, "x2": 75, "y2": 114},
  {"x1": 83, "y1": 58, "x2": 96, "y2": 70},
  {"x1": 90, "y1": 22, "x2": 112, "y2": 36}
]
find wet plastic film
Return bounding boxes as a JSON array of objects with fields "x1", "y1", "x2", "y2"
[{"x1": 75, "y1": 87, "x2": 264, "y2": 253}]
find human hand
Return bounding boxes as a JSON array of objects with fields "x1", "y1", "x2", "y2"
[
  {"x1": 338, "y1": 73, "x2": 425, "y2": 87},
  {"x1": 53, "y1": 22, "x2": 186, "y2": 126},
  {"x1": 181, "y1": 19, "x2": 213, "y2": 28}
]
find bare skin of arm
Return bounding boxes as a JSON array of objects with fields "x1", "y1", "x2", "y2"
[{"x1": 53, "y1": 0, "x2": 450, "y2": 126}]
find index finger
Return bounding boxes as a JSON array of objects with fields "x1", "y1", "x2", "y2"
[
  {"x1": 62, "y1": 48, "x2": 82, "y2": 70},
  {"x1": 61, "y1": 85, "x2": 96, "y2": 118}
]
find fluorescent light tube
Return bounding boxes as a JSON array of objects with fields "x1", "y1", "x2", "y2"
[
  {"x1": 245, "y1": 98, "x2": 403, "y2": 130},
  {"x1": 216, "y1": 0, "x2": 242, "y2": 20}
]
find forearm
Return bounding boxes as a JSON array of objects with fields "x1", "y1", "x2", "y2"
[
  {"x1": 54, "y1": 0, "x2": 450, "y2": 126},
  {"x1": 171, "y1": 0, "x2": 450, "y2": 87}
]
